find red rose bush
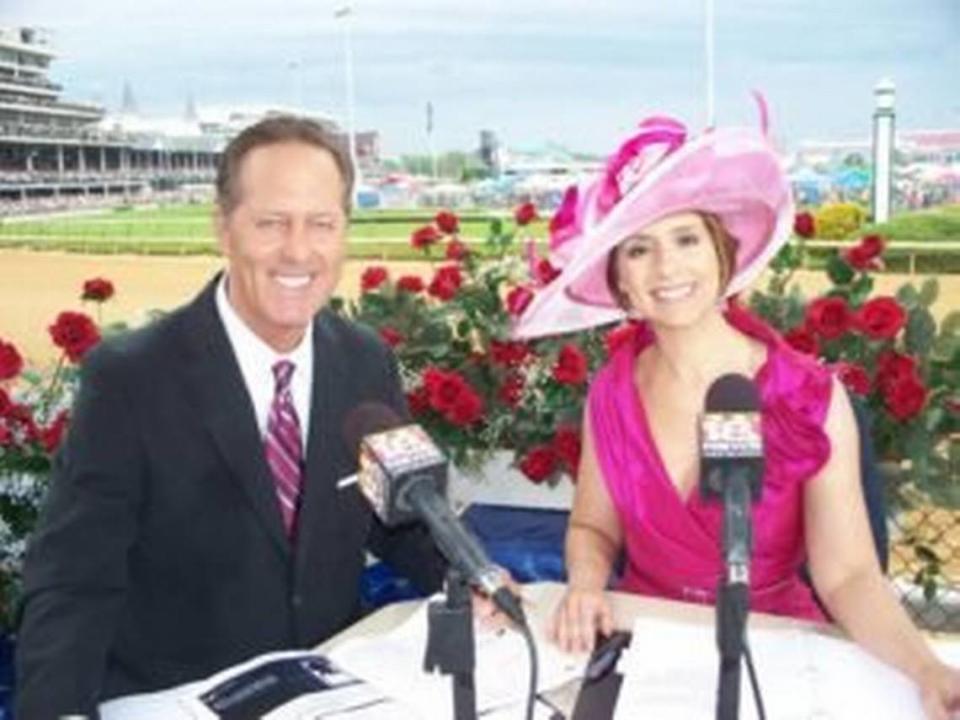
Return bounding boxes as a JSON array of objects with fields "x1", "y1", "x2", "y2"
[
  {"x1": 0, "y1": 278, "x2": 114, "y2": 625},
  {"x1": 752, "y1": 226, "x2": 959, "y2": 507}
]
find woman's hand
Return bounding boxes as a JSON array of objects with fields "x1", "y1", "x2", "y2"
[
  {"x1": 548, "y1": 586, "x2": 614, "y2": 654},
  {"x1": 918, "y1": 661, "x2": 960, "y2": 720}
]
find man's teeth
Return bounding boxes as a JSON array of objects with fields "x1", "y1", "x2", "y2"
[
  {"x1": 652, "y1": 283, "x2": 694, "y2": 302},
  {"x1": 275, "y1": 275, "x2": 311, "y2": 289}
]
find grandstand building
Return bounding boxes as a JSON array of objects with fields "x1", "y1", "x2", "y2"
[{"x1": 0, "y1": 26, "x2": 222, "y2": 212}]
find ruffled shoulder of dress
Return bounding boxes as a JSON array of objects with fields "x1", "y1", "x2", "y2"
[
  {"x1": 726, "y1": 303, "x2": 833, "y2": 477},
  {"x1": 592, "y1": 320, "x2": 654, "y2": 390}
]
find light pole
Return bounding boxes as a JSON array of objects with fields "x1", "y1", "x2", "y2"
[
  {"x1": 335, "y1": 4, "x2": 361, "y2": 206},
  {"x1": 704, "y1": 0, "x2": 715, "y2": 128},
  {"x1": 871, "y1": 78, "x2": 896, "y2": 223},
  {"x1": 287, "y1": 60, "x2": 303, "y2": 112}
]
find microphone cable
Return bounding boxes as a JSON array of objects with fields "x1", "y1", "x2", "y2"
[
  {"x1": 516, "y1": 615, "x2": 539, "y2": 720},
  {"x1": 743, "y1": 637, "x2": 767, "y2": 720}
]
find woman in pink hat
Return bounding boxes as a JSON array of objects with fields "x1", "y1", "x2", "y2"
[{"x1": 512, "y1": 109, "x2": 960, "y2": 717}]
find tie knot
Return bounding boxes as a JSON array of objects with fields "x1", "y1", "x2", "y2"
[{"x1": 272, "y1": 360, "x2": 295, "y2": 392}]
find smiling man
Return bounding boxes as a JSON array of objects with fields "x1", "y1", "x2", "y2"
[{"x1": 15, "y1": 116, "x2": 445, "y2": 719}]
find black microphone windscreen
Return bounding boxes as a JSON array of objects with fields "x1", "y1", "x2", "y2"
[
  {"x1": 343, "y1": 402, "x2": 405, "y2": 455},
  {"x1": 704, "y1": 373, "x2": 761, "y2": 414}
]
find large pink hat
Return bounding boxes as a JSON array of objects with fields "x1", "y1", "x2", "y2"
[{"x1": 512, "y1": 98, "x2": 794, "y2": 339}]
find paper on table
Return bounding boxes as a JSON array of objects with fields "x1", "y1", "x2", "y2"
[
  {"x1": 614, "y1": 616, "x2": 931, "y2": 720},
  {"x1": 329, "y1": 600, "x2": 586, "y2": 720},
  {"x1": 100, "y1": 650, "x2": 401, "y2": 720}
]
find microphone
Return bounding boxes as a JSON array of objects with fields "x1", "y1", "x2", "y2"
[
  {"x1": 698, "y1": 373, "x2": 764, "y2": 586},
  {"x1": 343, "y1": 402, "x2": 527, "y2": 627}
]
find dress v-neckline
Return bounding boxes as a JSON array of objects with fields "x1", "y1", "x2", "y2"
[{"x1": 626, "y1": 326, "x2": 773, "y2": 509}]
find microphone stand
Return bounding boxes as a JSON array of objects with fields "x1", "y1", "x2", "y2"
[
  {"x1": 424, "y1": 568, "x2": 477, "y2": 720},
  {"x1": 715, "y1": 471, "x2": 753, "y2": 720}
]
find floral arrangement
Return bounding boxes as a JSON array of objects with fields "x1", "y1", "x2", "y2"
[
  {"x1": 752, "y1": 214, "x2": 959, "y2": 505},
  {"x1": 335, "y1": 204, "x2": 618, "y2": 483},
  {"x1": 340, "y1": 205, "x2": 959, "y2": 499},
  {"x1": 0, "y1": 279, "x2": 110, "y2": 627}
]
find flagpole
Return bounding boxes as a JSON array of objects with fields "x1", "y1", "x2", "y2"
[
  {"x1": 705, "y1": 0, "x2": 715, "y2": 128},
  {"x1": 335, "y1": 4, "x2": 361, "y2": 205},
  {"x1": 427, "y1": 101, "x2": 438, "y2": 179}
]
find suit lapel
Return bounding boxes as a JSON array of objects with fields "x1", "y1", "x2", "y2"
[
  {"x1": 295, "y1": 312, "x2": 342, "y2": 560},
  {"x1": 179, "y1": 277, "x2": 291, "y2": 560}
]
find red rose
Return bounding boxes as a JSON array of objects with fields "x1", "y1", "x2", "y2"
[
  {"x1": 360, "y1": 266, "x2": 389, "y2": 292},
  {"x1": 435, "y1": 210, "x2": 460, "y2": 235},
  {"x1": 40, "y1": 409, "x2": 70, "y2": 453},
  {"x1": 833, "y1": 362, "x2": 871, "y2": 396},
  {"x1": 518, "y1": 445, "x2": 557, "y2": 483},
  {"x1": 410, "y1": 225, "x2": 441, "y2": 250},
  {"x1": 843, "y1": 234, "x2": 886, "y2": 271},
  {"x1": 397, "y1": 275, "x2": 425, "y2": 293},
  {"x1": 6, "y1": 402, "x2": 38, "y2": 441},
  {"x1": 48, "y1": 311, "x2": 100, "y2": 363},
  {"x1": 505, "y1": 286, "x2": 534, "y2": 317},
  {"x1": 514, "y1": 201, "x2": 538, "y2": 227},
  {"x1": 805, "y1": 297, "x2": 851, "y2": 340},
  {"x1": 0, "y1": 422, "x2": 11, "y2": 447},
  {"x1": 552, "y1": 426, "x2": 582, "y2": 474},
  {"x1": 855, "y1": 296, "x2": 906, "y2": 340},
  {"x1": 0, "y1": 388, "x2": 11, "y2": 416},
  {"x1": 604, "y1": 323, "x2": 637, "y2": 358},
  {"x1": 783, "y1": 326, "x2": 820, "y2": 356},
  {"x1": 428, "y1": 265, "x2": 463, "y2": 301},
  {"x1": 0, "y1": 339, "x2": 23, "y2": 380},
  {"x1": 82, "y1": 277, "x2": 115, "y2": 302},
  {"x1": 490, "y1": 340, "x2": 532, "y2": 368},
  {"x1": 535, "y1": 258, "x2": 561, "y2": 286},
  {"x1": 876, "y1": 351, "x2": 918, "y2": 393},
  {"x1": 793, "y1": 211, "x2": 816, "y2": 238},
  {"x1": 378, "y1": 326, "x2": 403, "y2": 347},
  {"x1": 552, "y1": 344, "x2": 588, "y2": 385},
  {"x1": 883, "y1": 373, "x2": 928, "y2": 422},
  {"x1": 445, "y1": 389, "x2": 484, "y2": 427},
  {"x1": 445, "y1": 239, "x2": 469, "y2": 262},
  {"x1": 497, "y1": 373, "x2": 524, "y2": 407},
  {"x1": 406, "y1": 386, "x2": 431, "y2": 416}
]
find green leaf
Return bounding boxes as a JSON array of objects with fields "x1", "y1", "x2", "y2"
[
  {"x1": 826, "y1": 253, "x2": 855, "y2": 285},
  {"x1": 905, "y1": 307, "x2": 937, "y2": 356},
  {"x1": 849, "y1": 274, "x2": 875, "y2": 306},
  {"x1": 918, "y1": 277, "x2": 939, "y2": 307},
  {"x1": 896, "y1": 283, "x2": 921, "y2": 309},
  {"x1": 941, "y1": 311, "x2": 960, "y2": 338}
]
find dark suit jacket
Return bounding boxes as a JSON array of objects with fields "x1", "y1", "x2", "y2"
[{"x1": 15, "y1": 277, "x2": 445, "y2": 719}]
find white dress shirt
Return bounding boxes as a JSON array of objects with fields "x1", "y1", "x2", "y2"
[{"x1": 215, "y1": 275, "x2": 313, "y2": 446}]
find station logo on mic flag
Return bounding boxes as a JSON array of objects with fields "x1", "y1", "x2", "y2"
[{"x1": 700, "y1": 412, "x2": 763, "y2": 459}]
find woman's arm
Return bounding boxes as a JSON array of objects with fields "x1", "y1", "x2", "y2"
[
  {"x1": 805, "y1": 377, "x2": 960, "y2": 718},
  {"x1": 550, "y1": 411, "x2": 624, "y2": 652}
]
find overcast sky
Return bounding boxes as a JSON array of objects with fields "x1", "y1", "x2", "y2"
[{"x1": 4, "y1": 0, "x2": 959, "y2": 156}]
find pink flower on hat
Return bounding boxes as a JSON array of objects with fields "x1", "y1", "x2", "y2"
[
  {"x1": 549, "y1": 185, "x2": 581, "y2": 251},
  {"x1": 596, "y1": 117, "x2": 687, "y2": 217}
]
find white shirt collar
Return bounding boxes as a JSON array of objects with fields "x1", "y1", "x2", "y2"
[{"x1": 215, "y1": 274, "x2": 313, "y2": 443}]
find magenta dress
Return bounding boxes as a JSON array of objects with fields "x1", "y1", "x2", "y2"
[{"x1": 588, "y1": 304, "x2": 832, "y2": 622}]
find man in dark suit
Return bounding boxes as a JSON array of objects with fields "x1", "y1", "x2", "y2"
[{"x1": 15, "y1": 115, "x2": 445, "y2": 718}]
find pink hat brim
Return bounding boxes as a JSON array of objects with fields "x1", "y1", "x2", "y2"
[{"x1": 512, "y1": 127, "x2": 794, "y2": 339}]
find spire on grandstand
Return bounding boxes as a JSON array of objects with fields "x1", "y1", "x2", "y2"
[
  {"x1": 121, "y1": 80, "x2": 139, "y2": 115},
  {"x1": 184, "y1": 91, "x2": 198, "y2": 122}
]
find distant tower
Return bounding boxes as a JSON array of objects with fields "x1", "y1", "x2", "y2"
[
  {"x1": 871, "y1": 78, "x2": 896, "y2": 223},
  {"x1": 184, "y1": 92, "x2": 198, "y2": 122},
  {"x1": 121, "y1": 80, "x2": 138, "y2": 115},
  {"x1": 479, "y1": 130, "x2": 501, "y2": 175}
]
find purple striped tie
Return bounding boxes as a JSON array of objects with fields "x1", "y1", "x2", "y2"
[{"x1": 264, "y1": 360, "x2": 303, "y2": 537}]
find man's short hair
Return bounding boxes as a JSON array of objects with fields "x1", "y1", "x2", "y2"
[{"x1": 215, "y1": 114, "x2": 355, "y2": 214}]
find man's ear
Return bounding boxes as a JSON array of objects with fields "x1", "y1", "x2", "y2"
[{"x1": 213, "y1": 206, "x2": 229, "y2": 255}]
